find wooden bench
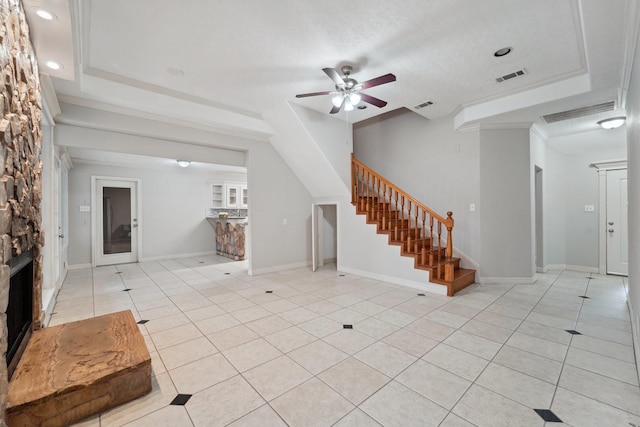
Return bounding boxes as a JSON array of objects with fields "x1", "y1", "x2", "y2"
[{"x1": 6, "y1": 310, "x2": 152, "y2": 427}]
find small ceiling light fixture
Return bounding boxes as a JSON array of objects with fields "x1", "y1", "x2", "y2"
[
  {"x1": 45, "y1": 61, "x2": 62, "y2": 70},
  {"x1": 35, "y1": 9, "x2": 57, "y2": 20},
  {"x1": 177, "y1": 160, "x2": 190, "y2": 167},
  {"x1": 597, "y1": 117, "x2": 626, "y2": 130},
  {"x1": 494, "y1": 47, "x2": 512, "y2": 57}
]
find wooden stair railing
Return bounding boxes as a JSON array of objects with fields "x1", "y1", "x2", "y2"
[{"x1": 351, "y1": 154, "x2": 475, "y2": 296}]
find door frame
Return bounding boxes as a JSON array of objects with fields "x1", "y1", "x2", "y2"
[
  {"x1": 91, "y1": 176, "x2": 142, "y2": 267},
  {"x1": 311, "y1": 202, "x2": 338, "y2": 272},
  {"x1": 590, "y1": 159, "x2": 627, "y2": 275}
]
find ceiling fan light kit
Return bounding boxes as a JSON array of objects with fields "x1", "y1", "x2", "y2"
[{"x1": 296, "y1": 65, "x2": 396, "y2": 114}]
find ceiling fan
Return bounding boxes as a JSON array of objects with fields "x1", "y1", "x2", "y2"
[{"x1": 296, "y1": 66, "x2": 396, "y2": 114}]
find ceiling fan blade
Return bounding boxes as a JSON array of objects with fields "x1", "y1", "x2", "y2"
[
  {"x1": 295, "y1": 91, "x2": 333, "y2": 98},
  {"x1": 360, "y1": 93, "x2": 388, "y2": 108},
  {"x1": 323, "y1": 68, "x2": 345, "y2": 87},
  {"x1": 330, "y1": 97, "x2": 345, "y2": 114},
  {"x1": 360, "y1": 73, "x2": 396, "y2": 90}
]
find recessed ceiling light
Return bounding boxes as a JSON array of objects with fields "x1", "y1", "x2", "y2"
[
  {"x1": 35, "y1": 9, "x2": 57, "y2": 20},
  {"x1": 357, "y1": 105, "x2": 367, "y2": 110},
  {"x1": 177, "y1": 160, "x2": 190, "y2": 167},
  {"x1": 166, "y1": 67, "x2": 185, "y2": 77},
  {"x1": 597, "y1": 117, "x2": 625, "y2": 130},
  {"x1": 45, "y1": 61, "x2": 62, "y2": 70},
  {"x1": 494, "y1": 47, "x2": 512, "y2": 57}
]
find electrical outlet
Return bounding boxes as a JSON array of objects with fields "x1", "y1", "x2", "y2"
[
  {"x1": 469, "y1": 204, "x2": 476, "y2": 212},
  {"x1": 584, "y1": 205, "x2": 595, "y2": 212},
  {"x1": 283, "y1": 218, "x2": 288, "y2": 226}
]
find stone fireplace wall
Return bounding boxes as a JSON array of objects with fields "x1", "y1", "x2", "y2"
[{"x1": 0, "y1": 0, "x2": 44, "y2": 419}]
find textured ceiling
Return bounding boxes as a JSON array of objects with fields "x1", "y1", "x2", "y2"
[{"x1": 24, "y1": 0, "x2": 635, "y2": 136}]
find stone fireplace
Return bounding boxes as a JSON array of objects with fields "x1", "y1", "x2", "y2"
[{"x1": 0, "y1": 0, "x2": 45, "y2": 420}]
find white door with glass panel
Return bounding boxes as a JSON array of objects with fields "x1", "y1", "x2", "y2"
[{"x1": 94, "y1": 178, "x2": 140, "y2": 266}]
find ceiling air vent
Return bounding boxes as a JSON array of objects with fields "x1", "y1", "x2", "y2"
[
  {"x1": 414, "y1": 101, "x2": 434, "y2": 109},
  {"x1": 542, "y1": 101, "x2": 615, "y2": 123},
  {"x1": 496, "y1": 69, "x2": 527, "y2": 83}
]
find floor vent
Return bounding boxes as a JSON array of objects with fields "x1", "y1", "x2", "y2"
[
  {"x1": 542, "y1": 101, "x2": 615, "y2": 123},
  {"x1": 496, "y1": 69, "x2": 527, "y2": 83},
  {"x1": 414, "y1": 101, "x2": 434, "y2": 109}
]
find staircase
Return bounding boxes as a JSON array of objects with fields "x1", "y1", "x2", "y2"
[{"x1": 351, "y1": 154, "x2": 475, "y2": 296}]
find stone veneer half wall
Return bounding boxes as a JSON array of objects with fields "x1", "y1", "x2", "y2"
[{"x1": 0, "y1": 0, "x2": 44, "y2": 421}]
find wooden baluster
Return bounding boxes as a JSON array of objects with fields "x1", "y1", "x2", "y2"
[
  {"x1": 382, "y1": 183, "x2": 387, "y2": 231},
  {"x1": 351, "y1": 157, "x2": 355, "y2": 204},
  {"x1": 437, "y1": 220, "x2": 443, "y2": 277},
  {"x1": 406, "y1": 200, "x2": 412, "y2": 251},
  {"x1": 375, "y1": 177, "x2": 381, "y2": 221},
  {"x1": 429, "y1": 215, "x2": 434, "y2": 250},
  {"x1": 445, "y1": 211, "x2": 455, "y2": 281},
  {"x1": 420, "y1": 211, "x2": 426, "y2": 262},
  {"x1": 414, "y1": 204, "x2": 420, "y2": 244},
  {"x1": 398, "y1": 195, "x2": 405, "y2": 241},
  {"x1": 394, "y1": 191, "x2": 399, "y2": 240}
]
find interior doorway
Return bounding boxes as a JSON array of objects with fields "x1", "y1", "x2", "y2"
[
  {"x1": 312, "y1": 203, "x2": 337, "y2": 271},
  {"x1": 92, "y1": 177, "x2": 141, "y2": 266}
]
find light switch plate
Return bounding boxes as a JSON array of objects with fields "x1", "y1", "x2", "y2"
[
  {"x1": 469, "y1": 203, "x2": 476, "y2": 212},
  {"x1": 79, "y1": 205, "x2": 90, "y2": 212}
]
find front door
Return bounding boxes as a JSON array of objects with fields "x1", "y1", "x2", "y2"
[
  {"x1": 94, "y1": 178, "x2": 139, "y2": 266},
  {"x1": 606, "y1": 169, "x2": 628, "y2": 275}
]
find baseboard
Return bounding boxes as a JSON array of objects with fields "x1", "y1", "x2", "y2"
[
  {"x1": 339, "y1": 266, "x2": 448, "y2": 296},
  {"x1": 68, "y1": 263, "x2": 92, "y2": 270},
  {"x1": 478, "y1": 276, "x2": 536, "y2": 285},
  {"x1": 250, "y1": 261, "x2": 310, "y2": 276},
  {"x1": 536, "y1": 266, "x2": 548, "y2": 273},
  {"x1": 140, "y1": 250, "x2": 217, "y2": 262},
  {"x1": 565, "y1": 265, "x2": 599, "y2": 273},
  {"x1": 628, "y1": 299, "x2": 640, "y2": 385},
  {"x1": 544, "y1": 264, "x2": 599, "y2": 273}
]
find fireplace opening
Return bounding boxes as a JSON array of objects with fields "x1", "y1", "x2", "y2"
[{"x1": 6, "y1": 249, "x2": 34, "y2": 379}]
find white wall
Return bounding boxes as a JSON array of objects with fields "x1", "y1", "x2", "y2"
[
  {"x1": 625, "y1": 25, "x2": 640, "y2": 378},
  {"x1": 354, "y1": 110, "x2": 481, "y2": 268},
  {"x1": 530, "y1": 130, "x2": 566, "y2": 268},
  {"x1": 478, "y1": 128, "x2": 533, "y2": 281},
  {"x1": 55, "y1": 105, "x2": 313, "y2": 273}
]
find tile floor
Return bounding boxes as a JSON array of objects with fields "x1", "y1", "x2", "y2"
[{"x1": 48, "y1": 257, "x2": 640, "y2": 426}]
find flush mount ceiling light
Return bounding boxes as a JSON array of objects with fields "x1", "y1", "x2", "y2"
[
  {"x1": 34, "y1": 8, "x2": 57, "y2": 20},
  {"x1": 494, "y1": 47, "x2": 512, "y2": 57},
  {"x1": 45, "y1": 61, "x2": 62, "y2": 70},
  {"x1": 597, "y1": 117, "x2": 626, "y2": 130},
  {"x1": 177, "y1": 160, "x2": 190, "y2": 167}
]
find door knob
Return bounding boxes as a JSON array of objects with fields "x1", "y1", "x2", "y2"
[
  {"x1": 58, "y1": 234, "x2": 64, "y2": 238},
  {"x1": 608, "y1": 228, "x2": 614, "y2": 232},
  {"x1": 608, "y1": 221, "x2": 614, "y2": 225}
]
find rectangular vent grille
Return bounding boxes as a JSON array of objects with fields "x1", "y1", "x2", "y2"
[
  {"x1": 496, "y1": 69, "x2": 527, "y2": 83},
  {"x1": 414, "y1": 101, "x2": 434, "y2": 109},
  {"x1": 542, "y1": 101, "x2": 615, "y2": 123}
]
